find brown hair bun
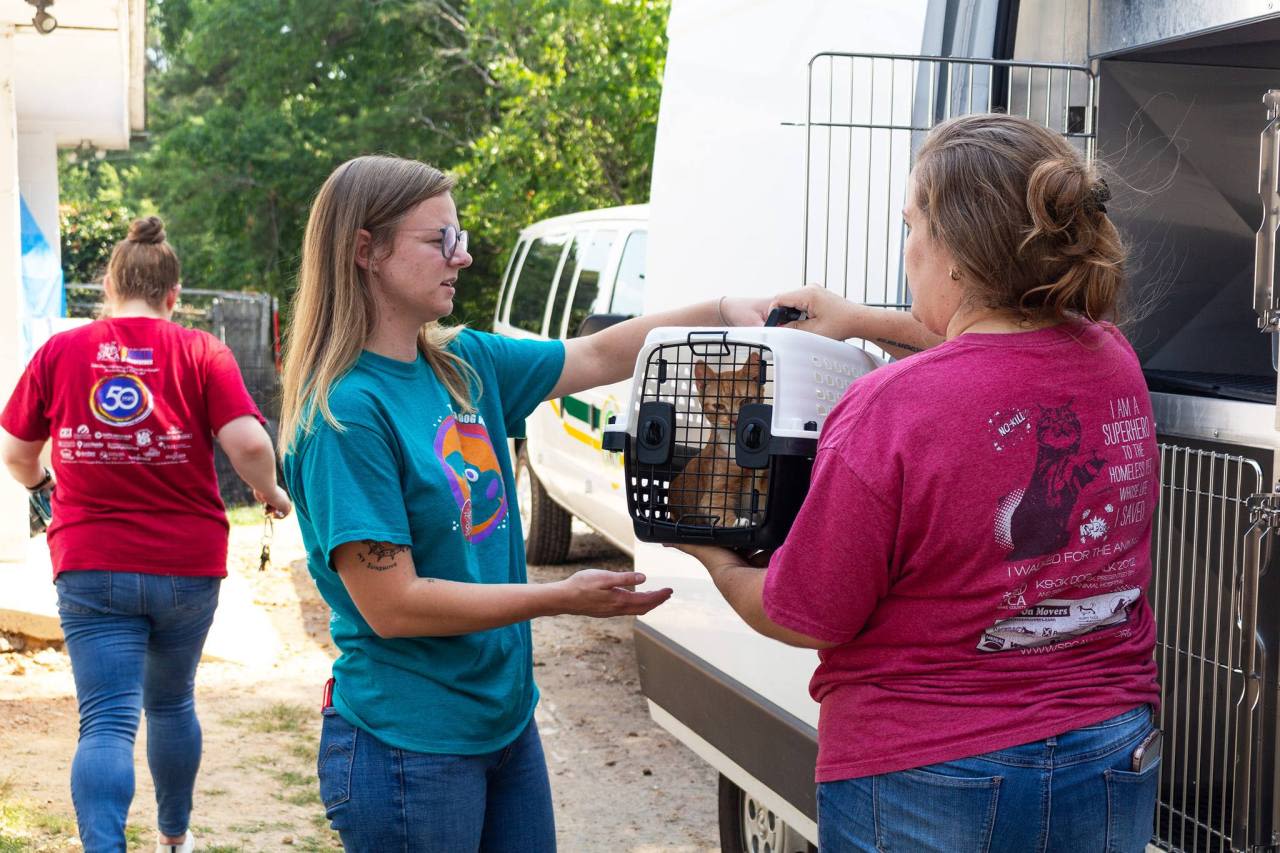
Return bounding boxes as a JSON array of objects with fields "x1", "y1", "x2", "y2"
[{"x1": 127, "y1": 216, "x2": 166, "y2": 245}]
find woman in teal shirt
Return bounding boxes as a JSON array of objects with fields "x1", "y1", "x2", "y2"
[{"x1": 279, "y1": 155, "x2": 768, "y2": 852}]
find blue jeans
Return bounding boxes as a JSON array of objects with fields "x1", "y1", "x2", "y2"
[
  {"x1": 318, "y1": 708, "x2": 556, "y2": 852},
  {"x1": 55, "y1": 570, "x2": 221, "y2": 853},
  {"x1": 818, "y1": 705, "x2": 1159, "y2": 853}
]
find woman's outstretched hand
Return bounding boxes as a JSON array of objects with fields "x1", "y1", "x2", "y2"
[{"x1": 555, "y1": 569, "x2": 673, "y2": 617}]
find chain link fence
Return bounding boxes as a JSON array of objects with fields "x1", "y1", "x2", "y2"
[{"x1": 65, "y1": 285, "x2": 281, "y2": 506}]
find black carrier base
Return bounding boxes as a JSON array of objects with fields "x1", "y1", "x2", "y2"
[{"x1": 605, "y1": 430, "x2": 818, "y2": 551}]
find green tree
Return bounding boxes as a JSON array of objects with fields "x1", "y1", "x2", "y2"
[
  {"x1": 58, "y1": 159, "x2": 149, "y2": 285},
  {"x1": 142, "y1": 0, "x2": 490, "y2": 302},
  {"x1": 454, "y1": 0, "x2": 669, "y2": 324},
  {"x1": 98, "y1": 0, "x2": 669, "y2": 328}
]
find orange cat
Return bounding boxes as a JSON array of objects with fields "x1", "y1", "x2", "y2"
[{"x1": 667, "y1": 352, "x2": 769, "y2": 528}]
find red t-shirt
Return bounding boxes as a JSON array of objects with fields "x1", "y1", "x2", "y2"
[
  {"x1": 763, "y1": 322, "x2": 1160, "y2": 783},
  {"x1": 1, "y1": 316, "x2": 264, "y2": 578}
]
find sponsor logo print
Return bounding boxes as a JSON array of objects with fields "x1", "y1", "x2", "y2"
[
  {"x1": 58, "y1": 427, "x2": 72, "y2": 439},
  {"x1": 136, "y1": 429, "x2": 153, "y2": 448},
  {"x1": 76, "y1": 424, "x2": 90, "y2": 437},
  {"x1": 121, "y1": 346, "x2": 154, "y2": 366},
  {"x1": 89, "y1": 374, "x2": 154, "y2": 428}
]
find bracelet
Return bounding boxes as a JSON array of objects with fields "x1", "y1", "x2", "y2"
[
  {"x1": 27, "y1": 467, "x2": 53, "y2": 493},
  {"x1": 716, "y1": 295, "x2": 728, "y2": 326}
]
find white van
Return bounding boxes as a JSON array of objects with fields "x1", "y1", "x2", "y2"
[
  {"x1": 491, "y1": 205, "x2": 648, "y2": 563},
  {"x1": 499, "y1": 2, "x2": 1280, "y2": 851}
]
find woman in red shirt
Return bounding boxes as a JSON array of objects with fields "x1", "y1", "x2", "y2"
[{"x1": 0, "y1": 217, "x2": 291, "y2": 853}]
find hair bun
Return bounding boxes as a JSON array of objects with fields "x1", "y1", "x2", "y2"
[{"x1": 127, "y1": 216, "x2": 166, "y2": 245}]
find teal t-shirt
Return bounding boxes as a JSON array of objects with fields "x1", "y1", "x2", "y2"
[{"x1": 283, "y1": 330, "x2": 565, "y2": 754}]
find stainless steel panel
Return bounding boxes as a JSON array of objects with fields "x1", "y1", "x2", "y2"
[
  {"x1": 1091, "y1": 0, "x2": 1279, "y2": 57},
  {"x1": 1012, "y1": 0, "x2": 1089, "y2": 64},
  {"x1": 1098, "y1": 60, "x2": 1278, "y2": 381},
  {"x1": 1152, "y1": 394, "x2": 1280, "y2": 451}
]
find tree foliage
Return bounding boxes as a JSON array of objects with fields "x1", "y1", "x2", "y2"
[
  {"x1": 63, "y1": 0, "x2": 670, "y2": 328},
  {"x1": 58, "y1": 160, "x2": 150, "y2": 285}
]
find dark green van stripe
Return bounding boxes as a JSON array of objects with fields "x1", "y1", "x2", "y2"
[{"x1": 562, "y1": 395, "x2": 592, "y2": 424}]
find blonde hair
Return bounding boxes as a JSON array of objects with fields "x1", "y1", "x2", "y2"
[
  {"x1": 913, "y1": 113, "x2": 1127, "y2": 324},
  {"x1": 279, "y1": 155, "x2": 478, "y2": 454},
  {"x1": 105, "y1": 216, "x2": 180, "y2": 308}
]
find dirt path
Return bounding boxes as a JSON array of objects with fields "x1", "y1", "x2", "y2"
[{"x1": 0, "y1": 521, "x2": 719, "y2": 852}]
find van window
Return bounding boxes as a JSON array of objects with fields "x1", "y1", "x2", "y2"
[
  {"x1": 564, "y1": 230, "x2": 617, "y2": 337},
  {"x1": 610, "y1": 231, "x2": 647, "y2": 317},
  {"x1": 495, "y1": 238, "x2": 527, "y2": 324},
  {"x1": 508, "y1": 233, "x2": 569, "y2": 334},
  {"x1": 547, "y1": 232, "x2": 587, "y2": 339}
]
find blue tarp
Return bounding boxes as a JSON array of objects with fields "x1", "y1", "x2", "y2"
[{"x1": 20, "y1": 195, "x2": 65, "y2": 359}]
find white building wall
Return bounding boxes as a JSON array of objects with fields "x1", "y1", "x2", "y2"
[
  {"x1": 17, "y1": 129, "x2": 59, "y2": 252},
  {"x1": 0, "y1": 25, "x2": 30, "y2": 561}
]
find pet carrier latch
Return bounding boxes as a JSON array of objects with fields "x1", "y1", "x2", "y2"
[
  {"x1": 1254, "y1": 89, "x2": 1280, "y2": 332},
  {"x1": 735, "y1": 403, "x2": 773, "y2": 469},
  {"x1": 635, "y1": 401, "x2": 675, "y2": 465}
]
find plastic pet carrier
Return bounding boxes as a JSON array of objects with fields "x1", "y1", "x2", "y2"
[{"x1": 601, "y1": 324, "x2": 881, "y2": 550}]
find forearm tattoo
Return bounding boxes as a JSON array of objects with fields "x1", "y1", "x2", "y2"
[
  {"x1": 874, "y1": 337, "x2": 924, "y2": 354},
  {"x1": 357, "y1": 540, "x2": 410, "y2": 571}
]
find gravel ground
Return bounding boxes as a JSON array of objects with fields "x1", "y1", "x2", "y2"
[{"x1": 0, "y1": 520, "x2": 722, "y2": 852}]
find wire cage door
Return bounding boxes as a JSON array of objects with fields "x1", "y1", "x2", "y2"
[
  {"x1": 1149, "y1": 445, "x2": 1268, "y2": 853},
  {"x1": 801, "y1": 53, "x2": 1097, "y2": 325}
]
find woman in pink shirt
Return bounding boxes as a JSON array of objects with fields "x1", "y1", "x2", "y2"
[{"x1": 679, "y1": 114, "x2": 1161, "y2": 852}]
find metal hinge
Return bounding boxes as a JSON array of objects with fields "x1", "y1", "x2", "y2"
[
  {"x1": 1254, "y1": 90, "x2": 1280, "y2": 331},
  {"x1": 1249, "y1": 491, "x2": 1280, "y2": 528}
]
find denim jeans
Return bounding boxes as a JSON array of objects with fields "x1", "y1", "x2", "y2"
[
  {"x1": 55, "y1": 570, "x2": 221, "y2": 853},
  {"x1": 317, "y1": 708, "x2": 556, "y2": 852},
  {"x1": 817, "y1": 705, "x2": 1159, "y2": 853}
]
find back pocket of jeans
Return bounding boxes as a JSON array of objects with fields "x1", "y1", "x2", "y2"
[
  {"x1": 1105, "y1": 759, "x2": 1159, "y2": 853},
  {"x1": 873, "y1": 767, "x2": 1001, "y2": 852},
  {"x1": 172, "y1": 576, "x2": 220, "y2": 613},
  {"x1": 54, "y1": 571, "x2": 110, "y2": 615},
  {"x1": 317, "y1": 711, "x2": 356, "y2": 811}
]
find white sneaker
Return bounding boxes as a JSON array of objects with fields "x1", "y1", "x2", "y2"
[{"x1": 156, "y1": 830, "x2": 195, "y2": 853}]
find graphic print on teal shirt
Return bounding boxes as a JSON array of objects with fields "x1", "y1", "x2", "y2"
[{"x1": 434, "y1": 412, "x2": 507, "y2": 542}]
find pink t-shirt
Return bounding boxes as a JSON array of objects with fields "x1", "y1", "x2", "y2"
[
  {"x1": 1, "y1": 316, "x2": 263, "y2": 577},
  {"x1": 763, "y1": 322, "x2": 1160, "y2": 783}
]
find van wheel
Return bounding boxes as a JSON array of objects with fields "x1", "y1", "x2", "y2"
[
  {"x1": 516, "y1": 446, "x2": 572, "y2": 565},
  {"x1": 718, "y1": 775, "x2": 814, "y2": 853}
]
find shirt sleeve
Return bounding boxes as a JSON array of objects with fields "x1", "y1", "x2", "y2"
[
  {"x1": 203, "y1": 340, "x2": 266, "y2": 434},
  {"x1": 295, "y1": 420, "x2": 412, "y2": 571},
  {"x1": 762, "y1": 446, "x2": 900, "y2": 646},
  {"x1": 464, "y1": 333, "x2": 566, "y2": 437},
  {"x1": 0, "y1": 347, "x2": 51, "y2": 442}
]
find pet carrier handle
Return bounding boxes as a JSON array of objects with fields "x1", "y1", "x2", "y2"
[{"x1": 765, "y1": 306, "x2": 806, "y2": 327}]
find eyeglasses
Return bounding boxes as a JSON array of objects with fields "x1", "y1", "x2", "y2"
[{"x1": 438, "y1": 225, "x2": 468, "y2": 262}]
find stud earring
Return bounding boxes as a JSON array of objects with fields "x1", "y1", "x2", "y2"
[{"x1": 949, "y1": 267, "x2": 961, "y2": 281}]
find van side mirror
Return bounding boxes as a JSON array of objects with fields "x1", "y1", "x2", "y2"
[{"x1": 575, "y1": 313, "x2": 633, "y2": 337}]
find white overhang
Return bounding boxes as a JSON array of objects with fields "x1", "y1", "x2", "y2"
[{"x1": 3, "y1": 0, "x2": 145, "y2": 149}]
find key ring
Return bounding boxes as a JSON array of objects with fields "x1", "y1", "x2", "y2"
[{"x1": 258, "y1": 513, "x2": 274, "y2": 572}]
